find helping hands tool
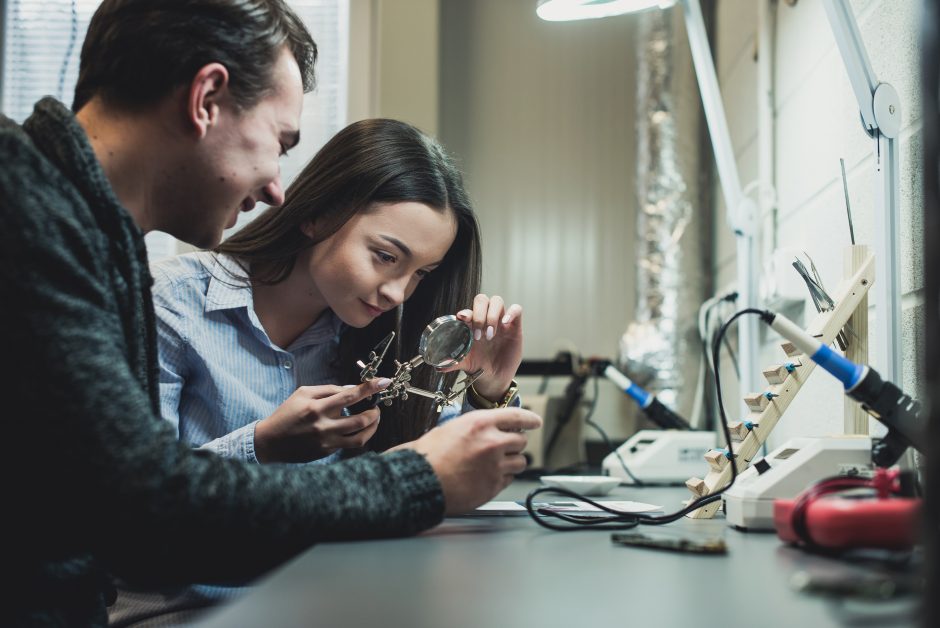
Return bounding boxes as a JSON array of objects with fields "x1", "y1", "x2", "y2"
[{"x1": 352, "y1": 315, "x2": 484, "y2": 413}]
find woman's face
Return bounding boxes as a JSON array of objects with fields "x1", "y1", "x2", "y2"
[{"x1": 303, "y1": 201, "x2": 458, "y2": 328}]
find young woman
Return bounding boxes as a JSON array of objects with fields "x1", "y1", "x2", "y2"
[{"x1": 151, "y1": 118, "x2": 523, "y2": 464}]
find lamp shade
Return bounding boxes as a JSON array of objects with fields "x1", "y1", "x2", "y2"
[{"x1": 536, "y1": 0, "x2": 676, "y2": 22}]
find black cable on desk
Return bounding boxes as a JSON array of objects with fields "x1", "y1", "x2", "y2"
[
  {"x1": 525, "y1": 309, "x2": 765, "y2": 531},
  {"x1": 582, "y1": 374, "x2": 643, "y2": 485},
  {"x1": 525, "y1": 485, "x2": 722, "y2": 531}
]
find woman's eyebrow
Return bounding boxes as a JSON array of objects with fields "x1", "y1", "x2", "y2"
[
  {"x1": 378, "y1": 235, "x2": 412, "y2": 258},
  {"x1": 377, "y1": 235, "x2": 444, "y2": 267}
]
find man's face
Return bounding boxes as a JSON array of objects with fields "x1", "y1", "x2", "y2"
[{"x1": 164, "y1": 47, "x2": 304, "y2": 248}]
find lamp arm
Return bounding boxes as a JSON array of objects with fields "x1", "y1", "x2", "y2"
[
  {"x1": 822, "y1": 0, "x2": 903, "y2": 385},
  {"x1": 678, "y1": 0, "x2": 749, "y2": 235},
  {"x1": 822, "y1": 0, "x2": 880, "y2": 133}
]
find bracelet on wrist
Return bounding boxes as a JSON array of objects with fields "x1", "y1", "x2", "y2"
[{"x1": 467, "y1": 379, "x2": 519, "y2": 409}]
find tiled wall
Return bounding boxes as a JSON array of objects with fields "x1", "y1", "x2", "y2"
[{"x1": 712, "y1": 0, "x2": 924, "y2": 448}]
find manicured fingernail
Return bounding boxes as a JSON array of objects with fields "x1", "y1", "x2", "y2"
[
  {"x1": 501, "y1": 314, "x2": 511, "y2": 325},
  {"x1": 486, "y1": 326, "x2": 494, "y2": 340},
  {"x1": 474, "y1": 328, "x2": 482, "y2": 341},
  {"x1": 376, "y1": 378, "x2": 392, "y2": 389}
]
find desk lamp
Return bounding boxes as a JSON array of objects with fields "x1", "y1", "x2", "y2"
[{"x1": 537, "y1": 0, "x2": 904, "y2": 397}]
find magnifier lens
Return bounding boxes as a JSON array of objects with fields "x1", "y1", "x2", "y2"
[{"x1": 420, "y1": 315, "x2": 473, "y2": 369}]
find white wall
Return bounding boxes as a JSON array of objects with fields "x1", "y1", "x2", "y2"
[
  {"x1": 439, "y1": 0, "x2": 646, "y2": 438},
  {"x1": 347, "y1": 0, "x2": 440, "y2": 133},
  {"x1": 712, "y1": 0, "x2": 924, "y2": 448}
]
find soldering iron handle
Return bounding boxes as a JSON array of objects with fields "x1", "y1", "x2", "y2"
[
  {"x1": 763, "y1": 309, "x2": 926, "y2": 461},
  {"x1": 602, "y1": 364, "x2": 690, "y2": 430},
  {"x1": 645, "y1": 397, "x2": 692, "y2": 431}
]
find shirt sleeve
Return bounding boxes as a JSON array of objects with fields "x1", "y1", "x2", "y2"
[
  {"x1": 151, "y1": 269, "x2": 188, "y2": 441},
  {"x1": 151, "y1": 268, "x2": 262, "y2": 463},
  {"x1": 1, "y1": 147, "x2": 445, "y2": 587},
  {"x1": 198, "y1": 422, "x2": 262, "y2": 462}
]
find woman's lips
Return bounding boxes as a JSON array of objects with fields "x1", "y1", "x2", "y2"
[{"x1": 361, "y1": 300, "x2": 384, "y2": 317}]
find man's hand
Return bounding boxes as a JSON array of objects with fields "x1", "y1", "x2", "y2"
[
  {"x1": 254, "y1": 378, "x2": 391, "y2": 463},
  {"x1": 403, "y1": 408, "x2": 542, "y2": 515}
]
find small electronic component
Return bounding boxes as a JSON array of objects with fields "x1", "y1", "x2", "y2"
[
  {"x1": 611, "y1": 532, "x2": 727, "y2": 555},
  {"x1": 790, "y1": 570, "x2": 920, "y2": 600}
]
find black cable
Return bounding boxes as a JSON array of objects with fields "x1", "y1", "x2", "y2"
[
  {"x1": 706, "y1": 308, "x2": 769, "y2": 495},
  {"x1": 715, "y1": 313, "x2": 741, "y2": 379},
  {"x1": 525, "y1": 308, "x2": 769, "y2": 530},
  {"x1": 700, "y1": 308, "x2": 716, "y2": 430},
  {"x1": 525, "y1": 485, "x2": 722, "y2": 531},
  {"x1": 582, "y1": 374, "x2": 644, "y2": 485},
  {"x1": 542, "y1": 369, "x2": 589, "y2": 462},
  {"x1": 700, "y1": 293, "x2": 739, "y2": 428}
]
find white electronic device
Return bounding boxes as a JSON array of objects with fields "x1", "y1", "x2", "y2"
[
  {"x1": 602, "y1": 429, "x2": 716, "y2": 485},
  {"x1": 723, "y1": 435, "x2": 874, "y2": 531}
]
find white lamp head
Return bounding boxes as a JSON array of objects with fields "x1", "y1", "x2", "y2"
[{"x1": 536, "y1": 0, "x2": 676, "y2": 22}]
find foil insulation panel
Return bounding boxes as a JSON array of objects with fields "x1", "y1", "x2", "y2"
[{"x1": 620, "y1": 8, "x2": 709, "y2": 416}]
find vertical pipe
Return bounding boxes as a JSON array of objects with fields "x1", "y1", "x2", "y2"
[
  {"x1": 621, "y1": 6, "x2": 705, "y2": 417},
  {"x1": 875, "y1": 133, "x2": 903, "y2": 384}
]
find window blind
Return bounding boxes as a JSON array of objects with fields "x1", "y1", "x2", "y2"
[{"x1": 1, "y1": 0, "x2": 349, "y2": 259}]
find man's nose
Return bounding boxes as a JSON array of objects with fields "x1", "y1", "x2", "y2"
[{"x1": 260, "y1": 174, "x2": 285, "y2": 207}]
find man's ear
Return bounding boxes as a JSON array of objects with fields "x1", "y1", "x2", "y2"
[
  {"x1": 187, "y1": 63, "x2": 230, "y2": 139},
  {"x1": 300, "y1": 220, "x2": 317, "y2": 240}
]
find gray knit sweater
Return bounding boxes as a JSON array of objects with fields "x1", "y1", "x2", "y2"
[{"x1": 0, "y1": 98, "x2": 445, "y2": 626}]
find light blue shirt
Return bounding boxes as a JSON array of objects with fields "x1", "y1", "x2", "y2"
[{"x1": 150, "y1": 251, "x2": 467, "y2": 464}]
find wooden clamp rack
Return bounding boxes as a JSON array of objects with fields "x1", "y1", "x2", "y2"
[{"x1": 684, "y1": 251, "x2": 875, "y2": 519}]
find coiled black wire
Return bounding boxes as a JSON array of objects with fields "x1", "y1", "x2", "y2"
[{"x1": 524, "y1": 308, "x2": 770, "y2": 530}]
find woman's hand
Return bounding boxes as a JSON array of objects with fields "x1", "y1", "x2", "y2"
[
  {"x1": 253, "y1": 378, "x2": 390, "y2": 463},
  {"x1": 445, "y1": 294, "x2": 523, "y2": 404}
]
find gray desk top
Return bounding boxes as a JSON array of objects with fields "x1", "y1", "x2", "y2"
[{"x1": 194, "y1": 482, "x2": 919, "y2": 628}]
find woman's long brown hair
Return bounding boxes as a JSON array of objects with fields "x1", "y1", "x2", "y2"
[{"x1": 215, "y1": 118, "x2": 482, "y2": 451}]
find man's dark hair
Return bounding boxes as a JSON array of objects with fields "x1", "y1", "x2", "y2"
[{"x1": 72, "y1": 0, "x2": 317, "y2": 112}]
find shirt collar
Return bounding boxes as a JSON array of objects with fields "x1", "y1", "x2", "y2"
[
  {"x1": 22, "y1": 97, "x2": 147, "y2": 257},
  {"x1": 204, "y1": 252, "x2": 346, "y2": 350},
  {"x1": 204, "y1": 253, "x2": 253, "y2": 313},
  {"x1": 288, "y1": 310, "x2": 345, "y2": 351}
]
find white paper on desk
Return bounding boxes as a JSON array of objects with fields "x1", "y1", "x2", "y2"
[
  {"x1": 468, "y1": 500, "x2": 662, "y2": 517},
  {"x1": 472, "y1": 501, "x2": 528, "y2": 515},
  {"x1": 543, "y1": 500, "x2": 662, "y2": 514}
]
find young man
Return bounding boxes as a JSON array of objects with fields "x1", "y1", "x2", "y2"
[{"x1": 0, "y1": 1, "x2": 540, "y2": 624}]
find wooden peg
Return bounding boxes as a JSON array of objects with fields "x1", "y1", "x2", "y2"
[
  {"x1": 704, "y1": 449, "x2": 729, "y2": 472},
  {"x1": 728, "y1": 421, "x2": 750, "y2": 441},
  {"x1": 762, "y1": 364, "x2": 790, "y2": 385},
  {"x1": 781, "y1": 341, "x2": 801, "y2": 357},
  {"x1": 686, "y1": 477, "x2": 708, "y2": 497},
  {"x1": 743, "y1": 393, "x2": 769, "y2": 413}
]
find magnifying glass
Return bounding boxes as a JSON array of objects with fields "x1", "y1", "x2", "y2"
[{"x1": 415, "y1": 315, "x2": 475, "y2": 369}]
